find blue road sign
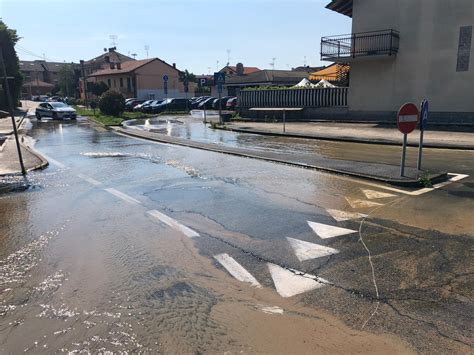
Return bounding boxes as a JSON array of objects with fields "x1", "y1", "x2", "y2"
[
  {"x1": 420, "y1": 99, "x2": 429, "y2": 130},
  {"x1": 214, "y1": 72, "x2": 226, "y2": 85},
  {"x1": 199, "y1": 78, "x2": 208, "y2": 87},
  {"x1": 163, "y1": 75, "x2": 169, "y2": 82}
]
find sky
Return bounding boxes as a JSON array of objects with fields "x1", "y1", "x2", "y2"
[{"x1": 1, "y1": 0, "x2": 351, "y2": 75}]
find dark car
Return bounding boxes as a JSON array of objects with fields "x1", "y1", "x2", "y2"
[
  {"x1": 190, "y1": 96, "x2": 210, "y2": 109},
  {"x1": 142, "y1": 100, "x2": 164, "y2": 113},
  {"x1": 197, "y1": 97, "x2": 216, "y2": 110},
  {"x1": 226, "y1": 97, "x2": 238, "y2": 110},
  {"x1": 151, "y1": 98, "x2": 190, "y2": 113},
  {"x1": 211, "y1": 96, "x2": 233, "y2": 110},
  {"x1": 133, "y1": 100, "x2": 154, "y2": 112},
  {"x1": 125, "y1": 99, "x2": 144, "y2": 111}
]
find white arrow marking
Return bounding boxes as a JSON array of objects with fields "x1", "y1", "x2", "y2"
[
  {"x1": 214, "y1": 253, "x2": 261, "y2": 288},
  {"x1": 307, "y1": 221, "x2": 357, "y2": 239},
  {"x1": 361, "y1": 189, "x2": 397, "y2": 200},
  {"x1": 267, "y1": 263, "x2": 327, "y2": 298},
  {"x1": 286, "y1": 237, "x2": 339, "y2": 261},
  {"x1": 77, "y1": 174, "x2": 102, "y2": 186},
  {"x1": 104, "y1": 188, "x2": 142, "y2": 206},
  {"x1": 326, "y1": 209, "x2": 368, "y2": 222},
  {"x1": 345, "y1": 197, "x2": 384, "y2": 209},
  {"x1": 147, "y1": 210, "x2": 200, "y2": 238}
]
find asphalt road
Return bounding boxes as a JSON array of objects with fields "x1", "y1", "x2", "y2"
[{"x1": 0, "y1": 117, "x2": 473, "y2": 353}]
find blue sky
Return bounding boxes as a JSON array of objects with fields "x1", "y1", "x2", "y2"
[{"x1": 1, "y1": 0, "x2": 351, "y2": 74}]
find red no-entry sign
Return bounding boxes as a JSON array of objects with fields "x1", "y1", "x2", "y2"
[{"x1": 397, "y1": 103, "x2": 419, "y2": 134}]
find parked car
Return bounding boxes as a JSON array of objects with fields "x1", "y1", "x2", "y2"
[
  {"x1": 142, "y1": 100, "x2": 163, "y2": 113},
  {"x1": 197, "y1": 97, "x2": 216, "y2": 109},
  {"x1": 151, "y1": 98, "x2": 190, "y2": 113},
  {"x1": 190, "y1": 96, "x2": 210, "y2": 109},
  {"x1": 125, "y1": 99, "x2": 144, "y2": 111},
  {"x1": 35, "y1": 102, "x2": 77, "y2": 120},
  {"x1": 211, "y1": 96, "x2": 234, "y2": 110},
  {"x1": 226, "y1": 97, "x2": 238, "y2": 110},
  {"x1": 133, "y1": 100, "x2": 154, "y2": 112},
  {"x1": 48, "y1": 96, "x2": 63, "y2": 102}
]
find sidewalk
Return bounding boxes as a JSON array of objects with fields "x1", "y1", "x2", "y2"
[{"x1": 219, "y1": 121, "x2": 474, "y2": 150}]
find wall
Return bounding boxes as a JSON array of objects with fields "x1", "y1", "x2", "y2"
[{"x1": 349, "y1": 0, "x2": 474, "y2": 115}]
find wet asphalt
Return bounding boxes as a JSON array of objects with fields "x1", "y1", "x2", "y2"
[{"x1": 0, "y1": 116, "x2": 473, "y2": 353}]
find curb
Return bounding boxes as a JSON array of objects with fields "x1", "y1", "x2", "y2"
[
  {"x1": 216, "y1": 126, "x2": 474, "y2": 151},
  {"x1": 112, "y1": 127, "x2": 443, "y2": 188}
]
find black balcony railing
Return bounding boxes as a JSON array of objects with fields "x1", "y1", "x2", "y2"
[{"x1": 321, "y1": 29, "x2": 400, "y2": 60}]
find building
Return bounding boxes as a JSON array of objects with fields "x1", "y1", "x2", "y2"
[
  {"x1": 87, "y1": 58, "x2": 192, "y2": 100},
  {"x1": 81, "y1": 47, "x2": 134, "y2": 76},
  {"x1": 218, "y1": 65, "x2": 261, "y2": 77},
  {"x1": 225, "y1": 70, "x2": 310, "y2": 96},
  {"x1": 321, "y1": 0, "x2": 474, "y2": 123},
  {"x1": 19, "y1": 60, "x2": 79, "y2": 96}
]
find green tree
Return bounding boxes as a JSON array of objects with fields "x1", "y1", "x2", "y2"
[
  {"x1": 88, "y1": 81, "x2": 109, "y2": 97},
  {"x1": 58, "y1": 64, "x2": 76, "y2": 97},
  {"x1": 0, "y1": 20, "x2": 23, "y2": 110},
  {"x1": 179, "y1": 69, "x2": 196, "y2": 85},
  {"x1": 98, "y1": 90, "x2": 125, "y2": 116}
]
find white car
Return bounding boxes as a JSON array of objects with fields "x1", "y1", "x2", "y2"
[{"x1": 36, "y1": 102, "x2": 77, "y2": 120}]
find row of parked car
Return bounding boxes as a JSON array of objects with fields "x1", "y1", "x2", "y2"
[{"x1": 125, "y1": 96, "x2": 238, "y2": 114}]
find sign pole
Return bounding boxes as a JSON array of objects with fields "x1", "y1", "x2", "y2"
[
  {"x1": 218, "y1": 86, "x2": 222, "y2": 124},
  {"x1": 400, "y1": 133, "x2": 407, "y2": 177},
  {"x1": 203, "y1": 102, "x2": 207, "y2": 124},
  {"x1": 0, "y1": 46, "x2": 26, "y2": 175},
  {"x1": 417, "y1": 99, "x2": 428, "y2": 171},
  {"x1": 283, "y1": 109, "x2": 286, "y2": 133}
]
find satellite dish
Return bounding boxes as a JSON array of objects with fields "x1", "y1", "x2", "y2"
[{"x1": 236, "y1": 63, "x2": 244, "y2": 76}]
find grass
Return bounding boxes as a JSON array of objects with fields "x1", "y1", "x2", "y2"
[{"x1": 74, "y1": 107, "x2": 153, "y2": 126}]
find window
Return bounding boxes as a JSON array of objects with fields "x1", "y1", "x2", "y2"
[
  {"x1": 113, "y1": 79, "x2": 117, "y2": 87},
  {"x1": 127, "y1": 77, "x2": 131, "y2": 91},
  {"x1": 457, "y1": 26, "x2": 472, "y2": 72},
  {"x1": 120, "y1": 78, "x2": 123, "y2": 87},
  {"x1": 107, "y1": 79, "x2": 111, "y2": 87}
]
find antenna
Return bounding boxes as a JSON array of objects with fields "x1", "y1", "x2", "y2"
[
  {"x1": 226, "y1": 49, "x2": 231, "y2": 66},
  {"x1": 270, "y1": 57, "x2": 276, "y2": 70},
  {"x1": 131, "y1": 53, "x2": 137, "y2": 59},
  {"x1": 109, "y1": 34, "x2": 118, "y2": 46},
  {"x1": 216, "y1": 60, "x2": 220, "y2": 71},
  {"x1": 144, "y1": 45, "x2": 150, "y2": 58},
  {"x1": 303, "y1": 55, "x2": 307, "y2": 66},
  {"x1": 207, "y1": 66, "x2": 211, "y2": 75}
]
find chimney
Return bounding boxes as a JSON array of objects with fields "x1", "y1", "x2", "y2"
[
  {"x1": 172, "y1": 63, "x2": 176, "y2": 68},
  {"x1": 116, "y1": 62, "x2": 121, "y2": 70},
  {"x1": 110, "y1": 62, "x2": 115, "y2": 70}
]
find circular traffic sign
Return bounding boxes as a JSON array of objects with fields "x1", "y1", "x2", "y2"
[
  {"x1": 397, "y1": 103, "x2": 419, "y2": 134},
  {"x1": 163, "y1": 75, "x2": 169, "y2": 82}
]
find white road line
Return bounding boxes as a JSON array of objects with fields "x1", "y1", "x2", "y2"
[
  {"x1": 353, "y1": 173, "x2": 469, "y2": 196},
  {"x1": 259, "y1": 305, "x2": 284, "y2": 315},
  {"x1": 147, "y1": 210, "x2": 200, "y2": 238},
  {"x1": 286, "y1": 237, "x2": 339, "y2": 261},
  {"x1": 77, "y1": 174, "x2": 102, "y2": 186},
  {"x1": 104, "y1": 188, "x2": 142, "y2": 206},
  {"x1": 326, "y1": 209, "x2": 368, "y2": 222},
  {"x1": 40, "y1": 153, "x2": 66, "y2": 168},
  {"x1": 214, "y1": 253, "x2": 261, "y2": 288},
  {"x1": 361, "y1": 189, "x2": 397, "y2": 200},
  {"x1": 267, "y1": 263, "x2": 328, "y2": 298},
  {"x1": 345, "y1": 197, "x2": 384, "y2": 209},
  {"x1": 308, "y1": 221, "x2": 357, "y2": 239}
]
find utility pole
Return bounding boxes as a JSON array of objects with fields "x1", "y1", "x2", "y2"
[
  {"x1": 144, "y1": 45, "x2": 149, "y2": 58},
  {"x1": 80, "y1": 60, "x2": 88, "y2": 107},
  {"x1": 0, "y1": 46, "x2": 26, "y2": 175}
]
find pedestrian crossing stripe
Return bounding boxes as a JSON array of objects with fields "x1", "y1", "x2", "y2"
[
  {"x1": 286, "y1": 237, "x2": 339, "y2": 261},
  {"x1": 214, "y1": 253, "x2": 261, "y2": 288},
  {"x1": 345, "y1": 197, "x2": 384, "y2": 209},
  {"x1": 307, "y1": 221, "x2": 357, "y2": 239}
]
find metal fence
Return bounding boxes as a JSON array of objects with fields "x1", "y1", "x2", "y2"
[{"x1": 239, "y1": 87, "x2": 348, "y2": 108}]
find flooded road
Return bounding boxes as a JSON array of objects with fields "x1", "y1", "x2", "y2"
[{"x1": 0, "y1": 117, "x2": 473, "y2": 353}]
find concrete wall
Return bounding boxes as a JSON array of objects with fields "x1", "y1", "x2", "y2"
[{"x1": 349, "y1": 0, "x2": 474, "y2": 115}]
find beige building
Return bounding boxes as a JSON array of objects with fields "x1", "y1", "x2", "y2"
[
  {"x1": 322, "y1": 0, "x2": 474, "y2": 122},
  {"x1": 88, "y1": 58, "x2": 193, "y2": 100}
]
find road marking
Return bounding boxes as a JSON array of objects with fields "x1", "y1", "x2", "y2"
[
  {"x1": 40, "y1": 153, "x2": 66, "y2": 168},
  {"x1": 267, "y1": 263, "x2": 328, "y2": 298},
  {"x1": 147, "y1": 210, "x2": 200, "y2": 238},
  {"x1": 361, "y1": 189, "x2": 397, "y2": 200},
  {"x1": 345, "y1": 197, "x2": 384, "y2": 209},
  {"x1": 326, "y1": 209, "x2": 368, "y2": 222},
  {"x1": 352, "y1": 173, "x2": 469, "y2": 196},
  {"x1": 77, "y1": 174, "x2": 102, "y2": 186},
  {"x1": 308, "y1": 221, "x2": 357, "y2": 239},
  {"x1": 214, "y1": 253, "x2": 261, "y2": 288},
  {"x1": 104, "y1": 188, "x2": 142, "y2": 206},
  {"x1": 286, "y1": 237, "x2": 339, "y2": 261},
  {"x1": 259, "y1": 305, "x2": 284, "y2": 315}
]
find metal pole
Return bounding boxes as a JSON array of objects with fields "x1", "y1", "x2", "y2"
[
  {"x1": 218, "y1": 87, "x2": 222, "y2": 124},
  {"x1": 400, "y1": 133, "x2": 407, "y2": 177},
  {"x1": 283, "y1": 109, "x2": 286, "y2": 133},
  {"x1": 417, "y1": 129, "x2": 424, "y2": 170},
  {"x1": 0, "y1": 46, "x2": 26, "y2": 175},
  {"x1": 80, "y1": 60, "x2": 88, "y2": 107},
  {"x1": 203, "y1": 102, "x2": 207, "y2": 124}
]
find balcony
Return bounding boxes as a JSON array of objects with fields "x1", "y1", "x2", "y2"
[{"x1": 321, "y1": 29, "x2": 400, "y2": 62}]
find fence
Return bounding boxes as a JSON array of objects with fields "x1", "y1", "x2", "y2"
[{"x1": 239, "y1": 87, "x2": 348, "y2": 108}]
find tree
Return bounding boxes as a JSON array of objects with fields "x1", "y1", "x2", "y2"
[
  {"x1": 0, "y1": 20, "x2": 23, "y2": 110},
  {"x1": 88, "y1": 81, "x2": 109, "y2": 97},
  {"x1": 179, "y1": 69, "x2": 196, "y2": 87},
  {"x1": 98, "y1": 90, "x2": 125, "y2": 116},
  {"x1": 58, "y1": 64, "x2": 76, "y2": 97}
]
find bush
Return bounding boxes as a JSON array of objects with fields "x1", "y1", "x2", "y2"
[{"x1": 98, "y1": 90, "x2": 125, "y2": 116}]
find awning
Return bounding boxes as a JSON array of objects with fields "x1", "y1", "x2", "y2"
[{"x1": 325, "y1": 0, "x2": 353, "y2": 17}]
